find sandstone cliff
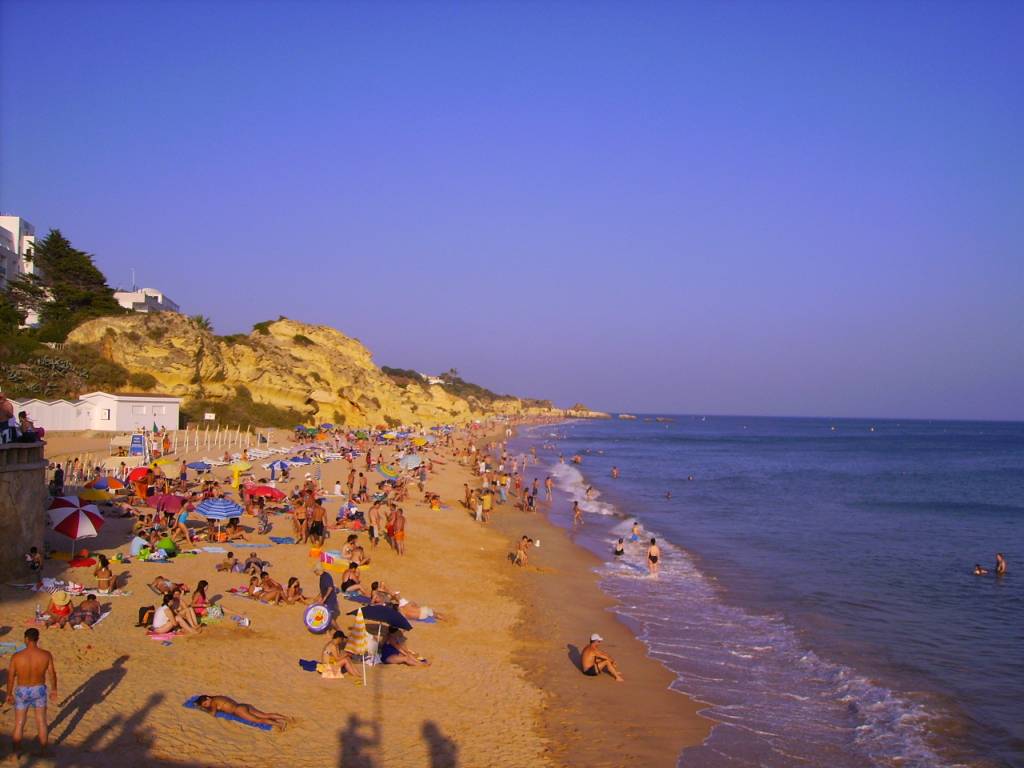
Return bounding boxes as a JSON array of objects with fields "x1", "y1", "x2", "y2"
[{"x1": 67, "y1": 313, "x2": 554, "y2": 427}]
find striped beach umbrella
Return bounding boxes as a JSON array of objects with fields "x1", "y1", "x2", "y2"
[
  {"x1": 377, "y1": 464, "x2": 400, "y2": 480},
  {"x1": 48, "y1": 497, "x2": 105, "y2": 555},
  {"x1": 196, "y1": 497, "x2": 243, "y2": 521},
  {"x1": 345, "y1": 608, "x2": 371, "y2": 685}
]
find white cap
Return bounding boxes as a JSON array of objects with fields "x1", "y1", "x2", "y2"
[{"x1": 590, "y1": 633, "x2": 603, "y2": 642}]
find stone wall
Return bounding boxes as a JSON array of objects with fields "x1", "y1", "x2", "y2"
[{"x1": 0, "y1": 442, "x2": 47, "y2": 580}]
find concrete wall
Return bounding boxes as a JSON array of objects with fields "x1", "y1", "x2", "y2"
[{"x1": 0, "y1": 442, "x2": 47, "y2": 581}]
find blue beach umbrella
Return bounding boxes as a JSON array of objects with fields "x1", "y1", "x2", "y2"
[
  {"x1": 196, "y1": 498, "x2": 243, "y2": 521},
  {"x1": 320, "y1": 423, "x2": 334, "y2": 430},
  {"x1": 187, "y1": 461, "x2": 212, "y2": 471},
  {"x1": 346, "y1": 604, "x2": 413, "y2": 631},
  {"x1": 288, "y1": 456, "x2": 313, "y2": 465}
]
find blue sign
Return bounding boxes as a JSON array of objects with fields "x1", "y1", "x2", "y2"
[{"x1": 129, "y1": 434, "x2": 146, "y2": 457}]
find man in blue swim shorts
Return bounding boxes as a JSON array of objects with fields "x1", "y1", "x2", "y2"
[{"x1": 5, "y1": 628, "x2": 57, "y2": 755}]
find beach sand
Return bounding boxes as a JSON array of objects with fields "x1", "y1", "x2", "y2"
[{"x1": 0, "y1": 425, "x2": 710, "y2": 766}]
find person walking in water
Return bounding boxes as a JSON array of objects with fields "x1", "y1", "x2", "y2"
[
  {"x1": 6, "y1": 628, "x2": 57, "y2": 755},
  {"x1": 572, "y1": 501, "x2": 583, "y2": 526},
  {"x1": 995, "y1": 553, "x2": 1007, "y2": 575},
  {"x1": 646, "y1": 538, "x2": 661, "y2": 577}
]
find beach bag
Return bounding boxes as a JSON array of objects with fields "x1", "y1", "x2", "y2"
[
  {"x1": 137, "y1": 605, "x2": 155, "y2": 627},
  {"x1": 206, "y1": 604, "x2": 224, "y2": 620}
]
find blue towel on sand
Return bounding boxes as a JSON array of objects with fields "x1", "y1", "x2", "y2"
[
  {"x1": 183, "y1": 696, "x2": 273, "y2": 731},
  {"x1": 232, "y1": 543, "x2": 271, "y2": 549},
  {"x1": 269, "y1": 536, "x2": 296, "y2": 545},
  {"x1": 344, "y1": 594, "x2": 371, "y2": 605},
  {"x1": 298, "y1": 659, "x2": 318, "y2": 672}
]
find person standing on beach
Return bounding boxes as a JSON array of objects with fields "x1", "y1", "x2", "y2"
[
  {"x1": 544, "y1": 476, "x2": 553, "y2": 502},
  {"x1": 347, "y1": 467, "x2": 356, "y2": 498},
  {"x1": 573, "y1": 501, "x2": 583, "y2": 526},
  {"x1": 6, "y1": 628, "x2": 57, "y2": 755},
  {"x1": 647, "y1": 538, "x2": 661, "y2": 577},
  {"x1": 393, "y1": 508, "x2": 406, "y2": 555}
]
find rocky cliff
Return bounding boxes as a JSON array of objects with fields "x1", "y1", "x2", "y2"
[{"x1": 67, "y1": 313, "x2": 555, "y2": 427}]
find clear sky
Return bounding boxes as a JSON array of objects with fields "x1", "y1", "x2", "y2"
[{"x1": 2, "y1": 1, "x2": 1021, "y2": 420}]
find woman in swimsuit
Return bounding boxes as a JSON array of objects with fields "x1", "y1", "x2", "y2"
[
  {"x1": 94, "y1": 554, "x2": 114, "y2": 592},
  {"x1": 613, "y1": 539, "x2": 625, "y2": 557},
  {"x1": 646, "y1": 538, "x2": 660, "y2": 577},
  {"x1": 191, "y1": 580, "x2": 209, "y2": 620},
  {"x1": 285, "y1": 577, "x2": 308, "y2": 604},
  {"x1": 340, "y1": 563, "x2": 370, "y2": 597}
]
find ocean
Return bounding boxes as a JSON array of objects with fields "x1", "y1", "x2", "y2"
[{"x1": 513, "y1": 416, "x2": 1023, "y2": 768}]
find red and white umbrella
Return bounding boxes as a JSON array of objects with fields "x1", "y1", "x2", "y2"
[{"x1": 48, "y1": 497, "x2": 105, "y2": 553}]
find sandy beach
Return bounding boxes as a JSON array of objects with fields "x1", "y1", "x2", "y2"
[{"x1": 0, "y1": 424, "x2": 711, "y2": 767}]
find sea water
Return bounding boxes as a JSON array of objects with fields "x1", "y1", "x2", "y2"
[{"x1": 512, "y1": 417, "x2": 1023, "y2": 768}]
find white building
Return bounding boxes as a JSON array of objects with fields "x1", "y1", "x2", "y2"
[
  {"x1": 114, "y1": 287, "x2": 180, "y2": 314},
  {"x1": 0, "y1": 215, "x2": 35, "y2": 290},
  {"x1": 11, "y1": 391, "x2": 181, "y2": 432}
]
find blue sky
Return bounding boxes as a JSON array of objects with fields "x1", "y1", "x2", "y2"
[{"x1": 2, "y1": 1, "x2": 1021, "y2": 419}]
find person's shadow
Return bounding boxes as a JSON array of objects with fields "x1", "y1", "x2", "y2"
[
  {"x1": 421, "y1": 721, "x2": 458, "y2": 768},
  {"x1": 338, "y1": 712, "x2": 379, "y2": 768},
  {"x1": 52, "y1": 654, "x2": 130, "y2": 743},
  {"x1": 566, "y1": 643, "x2": 582, "y2": 672}
]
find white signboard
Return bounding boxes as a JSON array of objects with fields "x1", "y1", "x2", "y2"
[{"x1": 204, "y1": 413, "x2": 217, "y2": 421}]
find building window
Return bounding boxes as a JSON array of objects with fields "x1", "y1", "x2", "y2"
[
  {"x1": 132, "y1": 405, "x2": 146, "y2": 415},
  {"x1": 153, "y1": 405, "x2": 165, "y2": 415},
  {"x1": 101, "y1": 409, "x2": 111, "y2": 421}
]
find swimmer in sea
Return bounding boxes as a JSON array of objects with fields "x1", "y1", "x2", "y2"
[
  {"x1": 585, "y1": 486, "x2": 594, "y2": 500},
  {"x1": 995, "y1": 553, "x2": 1007, "y2": 575},
  {"x1": 973, "y1": 564, "x2": 989, "y2": 576},
  {"x1": 629, "y1": 522, "x2": 640, "y2": 543},
  {"x1": 665, "y1": 491, "x2": 671, "y2": 500},
  {"x1": 613, "y1": 539, "x2": 625, "y2": 557},
  {"x1": 646, "y1": 538, "x2": 660, "y2": 577},
  {"x1": 610, "y1": 466, "x2": 619, "y2": 479}
]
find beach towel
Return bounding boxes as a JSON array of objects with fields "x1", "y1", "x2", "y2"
[
  {"x1": 269, "y1": 536, "x2": 296, "y2": 545},
  {"x1": 0, "y1": 642, "x2": 26, "y2": 655},
  {"x1": 147, "y1": 632, "x2": 177, "y2": 641},
  {"x1": 95, "y1": 589, "x2": 132, "y2": 597},
  {"x1": 297, "y1": 659, "x2": 318, "y2": 672},
  {"x1": 233, "y1": 543, "x2": 272, "y2": 549},
  {"x1": 344, "y1": 594, "x2": 371, "y2": 604},
  {"x1": 201, "y1": 546, "x2": 228, "y2": 553},
  {"x1": 73, "y1": 609, "x2": 112, "y2": 629},
  {"x1": 182, "y1": 696, "x2": 273, "y2": 731},
  {"x1": 68, "y1": 557, "x2": 97, "y2": 568}
]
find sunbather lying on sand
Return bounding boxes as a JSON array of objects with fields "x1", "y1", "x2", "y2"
[
  {"x1": 367, "y1": 582, "x2": 443, "y2": 621},
  {"x1": 194, "y1": 695, "x2": 290, "y2": 730}
]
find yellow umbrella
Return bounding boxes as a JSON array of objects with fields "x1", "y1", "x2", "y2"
[
  {"x1": 345, "y1": 608, "x2": 371, "y2": 686},
  {"x1": 382, "y1": 432, "x2": 396, "y2": 440},
  {"x1": 78, "y1": 488, "x2": 113, "y2": 502},
  {"x1": 152, "y1": 457, "x2": 177, "y2": 466},
  {"x1": 411, "y1": 437, "x2": 427, "y2": 446},
  {"x1": 229, "y1": 460, "x2": 252, "y2": 472}
]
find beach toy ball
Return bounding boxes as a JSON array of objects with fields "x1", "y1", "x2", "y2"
[{"x1": 304, "y1": 604, "x2": 331, "y2": 634}]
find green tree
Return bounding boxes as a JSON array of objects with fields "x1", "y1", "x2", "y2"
[
  {"x1": 7, "y1": 229, "x2": 124, "y2": 341},
  {"x1": 191, "y1": 315, "x2": 213, "y2": 331}
]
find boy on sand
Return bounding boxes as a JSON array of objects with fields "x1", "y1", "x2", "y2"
[
  {"x1": 581, "y1": 633, "x2": 624, "y2": 682},
  {"x1": 194, "y1": 695, "x2": 290, "y2": 730},
  {"x1": 6, "y1": 628, "x2": 57, "y2": 755}
]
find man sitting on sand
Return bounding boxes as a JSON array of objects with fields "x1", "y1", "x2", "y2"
[
  {"x1": 194, "y1": 695, "x2": 290, "y2": 730},
  {"x1": 379, "y1": 628, "x2": 430, "y2": 667},
  {"x1": 581, "y1": 633, "x2": 624, "y2": 681}
]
